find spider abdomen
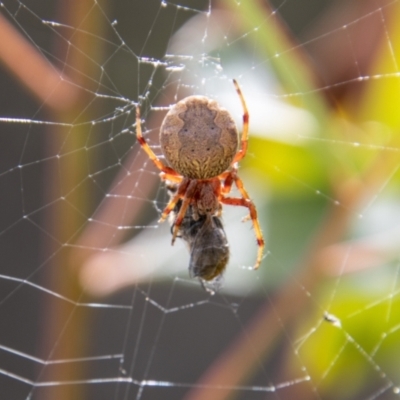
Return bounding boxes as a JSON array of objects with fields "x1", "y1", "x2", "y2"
[{"x1": 160, "y1": 95, "x2": 238, "y2": 179}]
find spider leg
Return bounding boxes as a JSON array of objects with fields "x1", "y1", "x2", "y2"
[
  {"x1": 231, "y1": 79, "x2": 249, "y2": 165},
  {"x1": 220, "y1": 195, "x2": 264, "y2": 270},
  {"x1": 160, "y1": 171, "x2": 182, "y2": 183},
  {"x1": 232, "y1": 171, "x2": 260, "y2": 225},
  {"x1": 218, "y1": 170, "x2": 233, "y2": 195},
  {"x1": 170, "y1": 180, "x2": 198, "y2": 244},
  {"x1": 232, "y1": 170, "x2": 251, "y2": 202},
  {"x1": 159, "y1": 178, "x2": 190, "y2": 223},
  {"x1": 136, "y1": 106, "x2": 179, "y2": 176},
  {"x1": 220, "y1": 170, "x2": 264, "y2": 269}
]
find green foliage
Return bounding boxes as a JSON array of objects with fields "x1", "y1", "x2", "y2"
[
  {"x1": 224, "y1": 1, "x2": 400, "y2": 398},
  {"x1": 247, "y1": 137, "x2": 329, "y2": 195},
  {"x1": 297, "y1": 275, "x2": 400, "y2": 399}
]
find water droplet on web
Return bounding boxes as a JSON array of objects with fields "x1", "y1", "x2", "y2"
[{"x1": 324, "y1": 312, "x2": 342, "y2": 327}]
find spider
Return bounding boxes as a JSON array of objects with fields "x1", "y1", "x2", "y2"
[{"x1": 136, "y1": 79, "x2": 264, "y2": 275}]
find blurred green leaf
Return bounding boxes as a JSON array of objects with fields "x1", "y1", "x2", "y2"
[
  {"x1": 297, "y1": 278, "x2": 400, "y2": 398},
  {"x1": 246, "y1": 137, "x2": 329, "y2": 195}
]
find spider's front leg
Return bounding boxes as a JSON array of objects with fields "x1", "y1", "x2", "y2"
[
  {"x1": 158, "y1": 178, "x2": 190, "y2": 224},
  {"x1": 136, "y1": 106, "x2": 179, "y2": 177},
  {"x1": 168, "y1": 180, "x2": 198, "y2": 245},
  {"x1": 231, "y1": 79, "x2": 249, "y2": 165}
]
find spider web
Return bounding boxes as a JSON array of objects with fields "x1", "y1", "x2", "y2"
[{"x1": 1, "y1": 0, "x2": 400, "y2": 399}]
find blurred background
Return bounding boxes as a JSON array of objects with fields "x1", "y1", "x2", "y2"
[{"x1": 1, "y1": 0, "x2": 400, "y2": 399}]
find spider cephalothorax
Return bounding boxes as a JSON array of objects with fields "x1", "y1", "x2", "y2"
[{"x1": 136, "y1": 80, "x2": 264, "y2": 277}]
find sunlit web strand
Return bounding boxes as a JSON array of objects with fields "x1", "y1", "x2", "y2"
[
  {"x1": 0, "y1": 118, "x2": 74, "y2": 126},
  {"x1": 296, "y1": 136, "x2": 400, "y2": 152},
  {"x1": 0, "y1": 274, "x2": 130, "y2": 309},
  {"x1": 277, "y1": 72, "x2": 400, "y2": 99},
  {"x1": 0, "y1": 344, "x2": 123, "y2": 366},
  {"x1": 0, "y1": 369, "x2": 309, "y2": 391}
]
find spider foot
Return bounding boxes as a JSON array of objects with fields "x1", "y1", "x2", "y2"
[
  {"x1": 241, "y1": 214, "x2": 251, "y2": 223},
  {"x1": 252, "y1": 239, "x2": 265, "y2": 270},
  {"x1": 158, "y1": 214, "x2": 168, "y2": 223}
]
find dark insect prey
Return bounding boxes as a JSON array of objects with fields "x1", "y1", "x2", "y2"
[{"x1": 166, "y1": 182, "x2": 229, "y2": 291}]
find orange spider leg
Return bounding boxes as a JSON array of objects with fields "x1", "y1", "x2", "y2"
[
  {"x1": 136, "y1": 106, "x2": 179, "y2": 177},
  {"x1": 231, "y1": 79, "x2": 249, "y2": 165},
  {"x1": 234, "y1": 172, "x2": 264, "y2": 269},
  {"x1": 160, "y1": 172, "x2": 182, "y2": 183},
  {"x1": 159, "y1": 178, "x2": 190, "y2": 223},
  {"x1": 219, "y1": 170, "x2": 234, "y2": 195},
  {"x1": 220, "y1": 195, "x2": 264, "y2": 270},
  {"x1": 170, "y1": 180, "x2": 198, "y2": 244}
]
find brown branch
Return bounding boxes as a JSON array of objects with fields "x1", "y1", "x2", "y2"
[{"x1": 0, "y1": 13, "x2": 78, "y2": 111}]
